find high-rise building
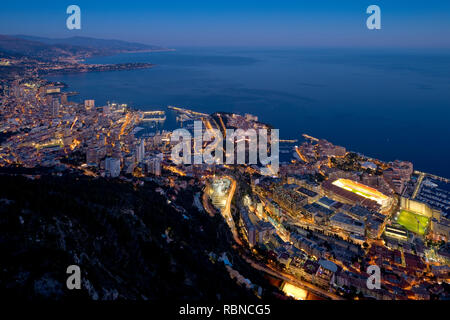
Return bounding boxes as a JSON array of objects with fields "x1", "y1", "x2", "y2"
[
  {"x1": 245, "y1": 113, "x2": 258, "y2": 122},
  {"x1": 61, "y1": 94, "x2": 68, "y2": 105},
  {"x1": 147, "y1": 157, "x2": 161, "y2": 176},
  {"x1": 105, "y1": 157, "x2": 121, "y2": 178},
  {"x1": 51, "y1": 97, "x2": 60, "y2": 117},
  {"x1": 136, "y1": 140, "x2": 145, "y2": 163},
  {"x1": 46, "y1": 87, "x2": 60, "y2": 94}
]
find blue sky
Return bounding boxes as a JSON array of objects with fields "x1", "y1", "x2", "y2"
[{"x1": 0, "y1": 0, "x2": 449, "y2": 47}]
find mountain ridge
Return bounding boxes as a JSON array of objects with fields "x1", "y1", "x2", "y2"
[
  {"x1": 13, "y1": 34, "x2": 168, "y2": 51},
  {"x1": 0, "y1": 34, "x2": 171, "y2": 60}
]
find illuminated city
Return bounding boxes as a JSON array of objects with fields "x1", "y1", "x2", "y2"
[{"x1": 0, "y1": 1, "x2": 449, "y2": 313}]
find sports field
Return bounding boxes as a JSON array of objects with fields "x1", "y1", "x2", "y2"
[{"x1": 396, "y1": 210, "x2": 429, "y2": 235}]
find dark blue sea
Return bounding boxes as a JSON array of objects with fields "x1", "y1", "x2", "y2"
[{"x1": 47, "y1": 47, "x2": 450, "y2": 178}]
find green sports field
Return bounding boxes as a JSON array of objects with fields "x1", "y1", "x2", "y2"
[{"x1": 396, "y1": 210, "x2": 429, "y2": 235}]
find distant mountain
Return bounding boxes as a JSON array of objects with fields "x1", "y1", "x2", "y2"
[
  {"x1": 0, "y1": 34, "x2": 170, "y2": 60},
  {"x1": 14, "y1": 35, "x2": 167, "y2": 52},
  {"x1": 0, "y1": 35, "x2": 88, "y2": 59}
]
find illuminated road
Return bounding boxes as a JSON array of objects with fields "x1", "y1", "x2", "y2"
[
  {"x1": 222, "y1": 176, "x2": 242, "y2": 246},
  {"x1": 240, "y1": 252, "x2": 343, "y2": 300},
  {"x1": 119, "y1": 113, "x2": 132, "y2": 138},
  {"x1": 70, "y1": 117, "x2": 78, "y2": 131},
  {"x1": 223, "y1": 177, "x2": 236, "y2": 218}
]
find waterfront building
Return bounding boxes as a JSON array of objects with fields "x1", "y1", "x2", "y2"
[
  {"x1": 244, "y1": 113, "x2": 258, "y2": 122},
  {"x1": 317, "y1": 139, "x2": 346, "y2": 157},
  {"x1": 84, "y1": 99, "x2": 95, "y2": 110}
]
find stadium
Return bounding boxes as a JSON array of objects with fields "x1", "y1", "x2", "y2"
[
  {"x1": 332, "y1": 179, "x2": 391, "y2": 207},
  {"x1": 322, "y1": 178, "x2": 393, "y2": 212}
]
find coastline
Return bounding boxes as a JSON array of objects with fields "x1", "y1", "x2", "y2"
[
  {"x1": 40, "y1": 62, "x2": 155, "y2": 76},
  {"x1": 78, "y1": 48, "x2": 176, "y2": 63},
  {"x1": 43, "y1": 48, "x2": 450, "y2": 179}
]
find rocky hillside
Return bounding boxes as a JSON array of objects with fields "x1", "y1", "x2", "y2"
[{"x1": 0, "y1": 173, "x2": 274, "y2": 301}]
